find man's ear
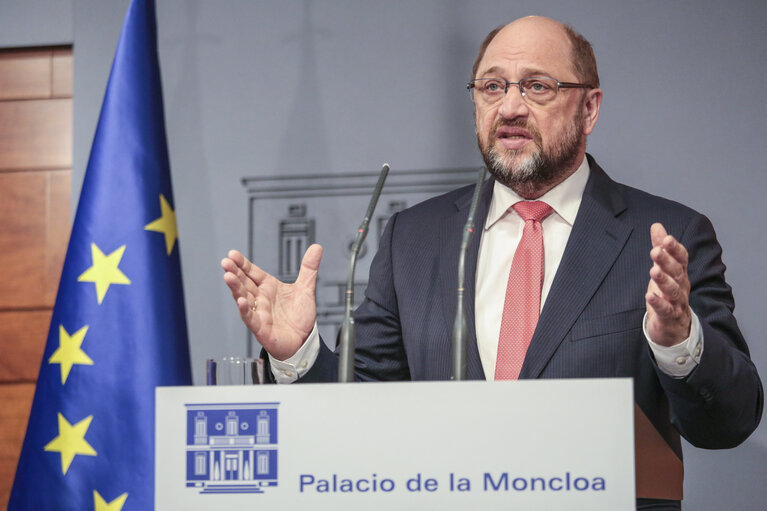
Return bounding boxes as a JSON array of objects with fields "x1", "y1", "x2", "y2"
[{"x1": 581, "y1": 88, "x2": 602, "y2": 136}]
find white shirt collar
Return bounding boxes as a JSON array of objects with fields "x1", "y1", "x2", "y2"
[{"x1": 484, "y1": 155, "x2": 590, "y2": 230}]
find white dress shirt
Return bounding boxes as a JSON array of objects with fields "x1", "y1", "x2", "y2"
[
  {"x1": 271, "y1": 156, "x2": 702, "y2": 382},
  {"x1": 475, "y1": 158, "x2": 590, "y2": 377}
]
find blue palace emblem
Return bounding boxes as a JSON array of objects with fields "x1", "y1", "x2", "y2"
[{"x1": 185, "y1": 402, "x2": 279, "y2": 494}]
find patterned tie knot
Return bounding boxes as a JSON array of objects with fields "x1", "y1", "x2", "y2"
[{"x1": 512, "y1": 201, "x2": 553, "y2": 223}]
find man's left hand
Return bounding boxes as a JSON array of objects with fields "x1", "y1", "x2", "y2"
[{"x1": 646, "y1": 222, "x2": 692, "y2": 346}]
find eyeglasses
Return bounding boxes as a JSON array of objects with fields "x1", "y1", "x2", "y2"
[{"x1": 467, "y1": 76, "x2": 594, "y2": 106}]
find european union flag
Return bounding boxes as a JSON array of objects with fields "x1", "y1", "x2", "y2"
[{"x1": 9, "y1": 0, "x2": 191, "y2": 509}]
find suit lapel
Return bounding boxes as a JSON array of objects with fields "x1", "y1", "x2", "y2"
[
  {"x1": 439, "y1": 176, "x2": 494, "y2": 380},
  {"x1": 519, "y1": 159, "x2": 633, "y2": 379}
]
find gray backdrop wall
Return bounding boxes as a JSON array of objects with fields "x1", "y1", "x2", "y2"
[{"x1": 3, "y1": 0, "x2": 766, "y2": 507}]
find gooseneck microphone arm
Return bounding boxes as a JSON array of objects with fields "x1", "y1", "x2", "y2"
[
  {"x1": 338, "y1": 163, "x2": 390, "y2": 383},
  {"x1": 451, "y1": 167, "x2": 487, "y2": 381}
]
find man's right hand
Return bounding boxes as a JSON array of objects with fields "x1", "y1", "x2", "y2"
[{"x1": 221, "y1": 244, "x2": 323, "y2": 361}]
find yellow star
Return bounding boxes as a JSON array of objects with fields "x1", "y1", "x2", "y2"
[
  {"x1": 44, "y1": 412, "x2": 97, "y2": 475},
  {"x1": 144, "y1": 194, "x2": 178, "y2": 255},
  {"x1": 77, "y1": 243, "x2": 131, "y2": 304},
  {"x1": 48, "y1": 325, "x2": 93, "y2": 384},
  {"x1": 94, "y1": 490, "x2": 128, "y2": 511}
]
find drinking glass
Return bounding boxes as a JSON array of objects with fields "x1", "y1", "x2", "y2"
[{"x1": 206, "y1": 357, "x2": 264, "y2": 385}]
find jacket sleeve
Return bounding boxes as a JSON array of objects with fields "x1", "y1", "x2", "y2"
[{"x1": 654, "y1": 213, "x2": 763, "y2": 448}]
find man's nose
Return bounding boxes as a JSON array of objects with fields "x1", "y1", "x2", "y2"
[{"x1": 498, "y1": 85, "x2": 529, "y2": 120}]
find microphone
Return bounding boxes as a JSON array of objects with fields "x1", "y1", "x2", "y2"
[
  {"x1": 451, "y1": 167, "x2": 487, "y2": 381},
  {"x1": 338, "y1": 163, "x2": 390, "y2": 383}
]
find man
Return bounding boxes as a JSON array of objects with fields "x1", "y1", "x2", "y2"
[{"x1": 222, "y1": 16, "x2": 762, "y2": 509}]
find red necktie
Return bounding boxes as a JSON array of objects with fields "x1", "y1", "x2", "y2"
[{"x1": 495, "y1": 201, "x2": 553, "y2": 380}]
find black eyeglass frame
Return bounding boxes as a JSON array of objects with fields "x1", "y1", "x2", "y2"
[{"x1": 466, "y1": 76, "x2": 595, "y2": 104}]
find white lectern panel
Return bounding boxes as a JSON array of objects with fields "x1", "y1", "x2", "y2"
[{"x1": 156, "y1": 379, "x2": 634, "y2": 510}]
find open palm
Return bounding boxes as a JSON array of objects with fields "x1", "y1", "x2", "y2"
[{"x1": 222, "y1": 245, "x2": 322, "y2": 360}]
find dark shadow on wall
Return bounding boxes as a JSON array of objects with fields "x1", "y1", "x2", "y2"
[
  {"x1": 439, "y1": 0, "x2": 486, "y2": 171},
  {"x1": 276, "y1": 0, "x2": 332, "y2": 175},
  {"x1": 163, "y1": 0, "x2": 220, "y2": 381}
]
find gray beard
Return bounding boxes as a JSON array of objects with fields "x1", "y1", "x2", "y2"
[
  {"x1": 480, "y1": 113, "x2": 584, "y2": 197},
  {"x1": 485, "y1": 145, "x2": 549, "y2": 186}
]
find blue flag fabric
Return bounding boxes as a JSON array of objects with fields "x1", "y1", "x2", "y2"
[{"x1": 9, "y1": 0, "x2": 192, "y2": 509}]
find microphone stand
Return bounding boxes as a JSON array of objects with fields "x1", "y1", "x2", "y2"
[
  {"x1": 338, "y1": 163, "x2": 390, "y2": 383},
  {"x1": 451, "y1": 167, "x2": 487, "y2": 381}
]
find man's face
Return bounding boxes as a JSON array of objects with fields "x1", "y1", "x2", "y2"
[{"x1": 473, "y1": 18, "x2": 593, "y2": 196}]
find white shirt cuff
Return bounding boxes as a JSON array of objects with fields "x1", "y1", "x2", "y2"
[
  {"x1": 268, "y1": 323, "x2": 321, "y2": 384},
  {"x1": 643, "y1": 309, "x2": 703, "y2": 378}
]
